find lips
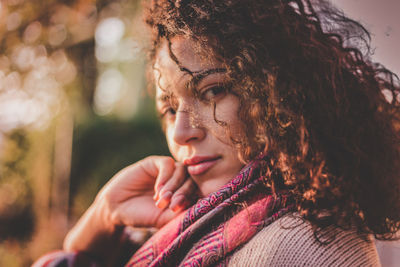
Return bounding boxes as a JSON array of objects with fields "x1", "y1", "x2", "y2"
[{"x1": 184, "y1": 155, "x2": 221, "y2": 176}]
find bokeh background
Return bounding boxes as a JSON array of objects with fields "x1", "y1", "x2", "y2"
[{"x1": 0, "y1": 0, "x2": 398, "y2": 266}]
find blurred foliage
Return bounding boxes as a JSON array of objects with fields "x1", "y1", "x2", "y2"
[
  {"x1": 0, "y1": 130, "x2": 35, "y2": 241},
  {"x1": 0, "y1": 0, "x2": 168, "y2": 266},
  {"x1": 70, "y1": 112, "x2": 170, "y2": 219}
]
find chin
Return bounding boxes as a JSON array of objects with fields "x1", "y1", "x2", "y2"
[{"x1": 197, "y1": 176, "x2": 233, "y2": 197}]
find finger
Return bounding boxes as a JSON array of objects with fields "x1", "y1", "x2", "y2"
[
  {"x1": 169, "y1": 178, "x2": 198, "y2": 213},
  {"x1": 155, "y1": 163, "x2": 187, "y2": 209},
  {"x1": 158, "y1": 162, "x2": 187, "y2": 199},
  {"x1": 152, "y1": 157, "x2": 176, "y2": 201},
  {"x1": 155, "y1": 191, "x2": 172, "y2": 209},
  {"x1": 116, "y1": 195, "x2": 168, "y2": 228}
]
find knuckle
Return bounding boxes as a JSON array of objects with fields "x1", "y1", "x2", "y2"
[
  {"x1": 109, "y1": 209, "x2": 122, "y2": 226},
  {"x1": 97, "y1": 190, "x2": 123, "y2": 225},
  {"x1": 100, "y1": 190, "x2": 117, "y2": 210},
  {"x1": 161, "y1": 182, "x2": 175, "y2": 193},
  {"x1": 145, "y1": 155, "x2": 157, "y2": 162},
  {"x1": 162, "y1": 156, "x2": 175, "y2": 165},
  {"x1": 174, "y1": 161, "x2": 184, "y2": 168},
  {"x1": 172, "y1": 190, "x2": 185, "y2": 198}
]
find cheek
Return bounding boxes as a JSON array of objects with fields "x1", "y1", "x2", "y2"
[
  {"x1": 206, "y1": 96, "x2": 241, "y2": 139},
  {"x1": 218, "y1": 95, "x2": 240, "y2": 121},
  {"x1": 165, "y1": 126, "x2": 178, "y2": 158}
]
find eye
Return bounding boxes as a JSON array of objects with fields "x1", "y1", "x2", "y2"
[
  {"x1": 200, "y1": 85, "x2": 227, "y2": 102},
  {"x1": 159, "y1": 107, "x2": 176, "y2": 119}
]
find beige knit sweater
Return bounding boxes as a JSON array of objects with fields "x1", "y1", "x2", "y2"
[{"x1": 228, "y1": 214, "x2": 381, "y2": 266}]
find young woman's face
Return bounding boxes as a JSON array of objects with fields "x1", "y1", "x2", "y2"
[{"x1": 154, "y1": 37, "x2": 244, "y2": 196}]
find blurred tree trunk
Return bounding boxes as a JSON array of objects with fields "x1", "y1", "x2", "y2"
[{"x1": 50, "y1": 101, "x2": 74, "y2": 235}]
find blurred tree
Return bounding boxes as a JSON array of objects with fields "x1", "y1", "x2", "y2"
[
  {"x1": 0, "y1": 130, "x2": 34, "y2": 241},
  {"x1": 69, "y1": 113, "x2": 170, "y2": 222}
]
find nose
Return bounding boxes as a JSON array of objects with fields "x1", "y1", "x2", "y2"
[{"x1": 172, "y1": 110, "x2": 205, "y2": 145}]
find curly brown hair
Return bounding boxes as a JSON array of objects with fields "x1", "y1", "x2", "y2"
[{"x1": 144, "y1": 0, "x2": 400, "y2": 239}]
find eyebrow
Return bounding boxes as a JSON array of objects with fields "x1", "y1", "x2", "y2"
[
  {"x1": 156, "y1": 67, "x2": 227, "y2": 103},
  {"x1": 190, "y1": 67, "x2": 227, "y2": 86},
  {"x1": 157, "y1": 92, "x2": 173, "y2": 103}
]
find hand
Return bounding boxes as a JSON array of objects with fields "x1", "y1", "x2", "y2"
[
  {"x1": 100, "y1": 155, "x2": 197, "y2": 228},
  {"x1": 63, "y1": 156, "x2": 198, "y2": 261}
]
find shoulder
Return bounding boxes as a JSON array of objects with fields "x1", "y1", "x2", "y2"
[{"x1": 228, "y1": 214, "x2": 381, "y2": 266}]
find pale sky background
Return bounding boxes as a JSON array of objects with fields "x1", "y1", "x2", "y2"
[{"x1": 334, "y1": 0, "x2": 399, "y2": 75}]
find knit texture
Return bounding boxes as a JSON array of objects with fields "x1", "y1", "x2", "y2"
[{"x1": 228, "y1": 214, "x2": 381, "y2": 266}]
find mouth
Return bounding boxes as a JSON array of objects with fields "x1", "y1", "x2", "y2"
[{"x1": 183, "y1": 155, "x2": 221, "y2": 176}]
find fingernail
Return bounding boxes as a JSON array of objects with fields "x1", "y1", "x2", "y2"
[
  {"x1": 155, "y1": 191, "x2": 172, "y2": 209},
  {"x1": 153, "y1": 185, "x2": 163, "y2": 201},
  {"x1": 170, "y1": 195, "x2": 186, "y2": 213},
  {"x1": 156, "y1": 197, "x2": 168, "y2": 209}
]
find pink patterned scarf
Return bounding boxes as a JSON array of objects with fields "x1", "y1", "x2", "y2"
[
  {"x1": 126, "y1": 156, "x2": 295, "y2": 267},
  {"x1": 32, "y1": 156, "x2": 295, "y2": 267}
]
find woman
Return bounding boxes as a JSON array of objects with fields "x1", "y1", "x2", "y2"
[{"x1": 34, "y1": 0, "x2": 400, "y2": 266}]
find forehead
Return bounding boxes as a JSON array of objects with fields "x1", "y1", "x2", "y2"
[
  {"x1": 154, "y1": 37, "x2": 222, "y2": 98},
  {"x1": 156, "y1": 36, "x2": 219, "y2": 73}
]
